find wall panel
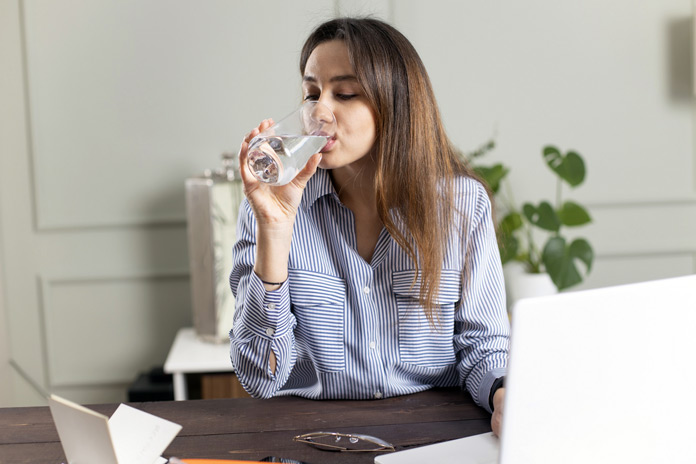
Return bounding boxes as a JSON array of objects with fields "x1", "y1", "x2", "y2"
[
  {"x1": 578, "y1": 254, "x2": 695, "y2": 291},
  {"x1": 393, "y1": 0, "x2": 695, "y2": 206},
  {"x1": 1, "y1": 0, "x2": 47, "y2": 406},
  {"x1": 42, "y1": 274, "x2": 191, "y2": 386},
  {"x1": 22, "y1": 0, "x2": 337, "y2": 229},
  {"x1": 51, "y1": 384, "x2": 132, "y2": 405},
  {"x1": 37, "y1": 226, "x2": 189, "y2": 279},
  {"x1": 587, "y1": 202, "x2": 696, "y2": 256}
]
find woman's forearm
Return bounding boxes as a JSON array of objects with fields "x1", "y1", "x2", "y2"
[{"x1": 253, "y1": 220, "x2": 294, "y2": 289}]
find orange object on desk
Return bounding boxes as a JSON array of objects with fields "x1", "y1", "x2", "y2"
[{"x1": 180, "y1": 460, "x2": 269, "y2": 464}]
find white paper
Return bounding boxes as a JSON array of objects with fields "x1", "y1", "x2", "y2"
[
  {"x1": 109, "y1": 403, "x2": 182, "y2": 464},
  {"x1": 374, "y1": 432, "x2": 499, "y2": 464}
]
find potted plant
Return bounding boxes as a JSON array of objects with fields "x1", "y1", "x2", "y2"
[{"x1": 465, "y1": 143, "x2": 594, "y2": 294}]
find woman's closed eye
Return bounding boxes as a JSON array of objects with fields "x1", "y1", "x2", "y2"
[{"x1": 303, "y1": 94, "x2": 357, "y2": 103}]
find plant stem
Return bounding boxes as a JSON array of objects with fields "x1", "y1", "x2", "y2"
[
  {"x1": 556, "y1": 178, "x2": 562, "y2": 210},
  {"x1": 526, "y1": 225, "x2": 540, "y2": 273},
  {"x1": 555, "y1": 178, "x2": 562, "y2": 237}
]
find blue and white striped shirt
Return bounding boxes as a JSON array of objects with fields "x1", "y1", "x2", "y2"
[{"x1": 229, "y1": 168, "x2": 510, "y2": 412}]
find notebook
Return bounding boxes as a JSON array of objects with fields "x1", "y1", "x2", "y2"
[
  {"x1": 376, "y1": 274, "x2": 696, "y2": 464},
  {"x1": 48, "y1": 394, "x2": 182, "y2": 464}
]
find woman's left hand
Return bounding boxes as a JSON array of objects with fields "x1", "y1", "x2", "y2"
[{"x1": 491, "y1": 387, "x2": 504, "y2": 437}]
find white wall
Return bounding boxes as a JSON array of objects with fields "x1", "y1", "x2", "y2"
[
  {"x1": 0, "y1": 0, "x2": 8, "y2": 405},
  {"x1": 0, "y1": 0, "x2": 694, "y2": 406},
  {"x1": 395, "y1": 0, "x2": 696, "y2": 290},
  {"x1": 0, "y1": 260, "x2": 11, "y2": 407}
]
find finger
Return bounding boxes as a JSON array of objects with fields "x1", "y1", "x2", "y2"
[
  {"x1": 239, "y1": 118, "x2": 271, "y2": 172},
  {"x1": 238, "y1": 146, "x2": 254, "y2": 185},
  {"x1": 239, "y1": 118, "x2": 276, "y2": 187},
  {"x1": 239, "y1": 130, "x2": 262, "y2": 185},
  {"x1": 255, "y1": 118, "x2": 274, "y2": 137},
  {"x1": 243, "y1": 118, "x2": 273, "y2": 144},
  {"x1": 291, "y1": 152, "x2": 322, "y2": 187},
  {"x1": 491, "y1": 413, "x2": 501, "y2": 437},
  {"x1": 238, "y1": 134, "x2": 253, "y2": 174},
  {"x1": 243, "y1": 127, "x2": 260, "y2": 144}
]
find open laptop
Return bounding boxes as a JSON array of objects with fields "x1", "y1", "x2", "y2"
[{"x1": 376, "y1": 274, "x2": 696, "y2": 464}]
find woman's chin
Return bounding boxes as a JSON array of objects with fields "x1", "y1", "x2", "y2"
[{"x1": 317, "y1": 153, "x2": 336, "y2": 170}]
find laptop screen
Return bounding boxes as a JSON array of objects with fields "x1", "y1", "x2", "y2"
[{"x1": 500, "y1": 275, "x2": 696, "y2": 464}]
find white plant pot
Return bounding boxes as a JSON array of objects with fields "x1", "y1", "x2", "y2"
[{"x1": 504, "y1": 262, "x2": 558, "y2": 312}]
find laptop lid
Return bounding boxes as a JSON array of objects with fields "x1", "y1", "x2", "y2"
[
  {"x1": 374, "y1": 275, "x2": 696, "y2": 464},
  {"x1": 500, "y1": 274, "x2": 696, "y2": 464}
]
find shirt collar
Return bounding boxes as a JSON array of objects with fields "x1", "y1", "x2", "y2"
[{"x1": 301, "y1": 168, "x2": 338, "y2": 209}]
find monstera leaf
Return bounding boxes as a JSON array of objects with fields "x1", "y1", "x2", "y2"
[
  {"x1": 542, "y1": 237, "x2": 594, "y2": 291},
  {"x1": 557, "y1": 201, "x2": 591, "y2": 227},
  {"x1": 543, "y1": 146, "x2": 585, "y2": 187},
  {"x1": 522, "y1": 202, "x2": 560, "y2": 232}
]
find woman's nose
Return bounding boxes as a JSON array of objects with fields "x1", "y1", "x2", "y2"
[
  {"x1": 311, "y1": 100, "x2": 335, "y2": 124},
  {"x1": 303, "y1": 100, "x2": 336, "y2": 137}
]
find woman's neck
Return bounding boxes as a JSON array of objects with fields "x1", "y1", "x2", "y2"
[{"x1": 329, "y1": 156, "x2": 377, "y2": 209}]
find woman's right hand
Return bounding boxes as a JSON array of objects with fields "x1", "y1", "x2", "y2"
[{"x1": 238, "y1": 119, "x2": 323, "y2": 227}]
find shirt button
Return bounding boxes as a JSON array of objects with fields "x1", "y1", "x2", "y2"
[
  {"x1": 369, "y1": 341, "x2": 376, "y2": 349},
  {"x1": 363, "y1": 286, "x2": 370, "y2": 295},
  {"x1": 265, "y1": 328, "x2": 275, "y2": 337},
  {"x1": 267, "y1": 303, "x2": 276, "y2": 310},
  {"x1": 374, "y1": 391, "x2": 383, "y2": 399}
]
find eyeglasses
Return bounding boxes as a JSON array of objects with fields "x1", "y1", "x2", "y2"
[{"x1": 293, "y1": 431, "x2": 396, "y2": 452}]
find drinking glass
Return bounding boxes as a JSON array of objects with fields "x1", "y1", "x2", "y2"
[{"x1": 246, "y1": 101, "x2": 336, "y2": 186}]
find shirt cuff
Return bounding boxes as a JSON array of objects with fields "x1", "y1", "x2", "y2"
[
  {"x1": 243, "y1": 274, "x2": 293, "y2": 338},
  {"x1": 477, "y1": 367, "x2": 507, "y2": 414},
  {"x1": 488, "y1": 376, "x2": 505, "y2": 411}
]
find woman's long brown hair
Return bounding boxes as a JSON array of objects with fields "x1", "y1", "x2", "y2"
[{"x1": 300, "y1": 18, "x2": 482, "y2": 325}]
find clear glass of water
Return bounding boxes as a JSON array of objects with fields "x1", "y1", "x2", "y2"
[{"x1": 247, "y1": 101, "x2": 337, "y2": 186}]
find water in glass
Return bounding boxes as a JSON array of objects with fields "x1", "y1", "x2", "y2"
[{"x1": 248, "y1": 134, "x2": 328, "y2": 185}]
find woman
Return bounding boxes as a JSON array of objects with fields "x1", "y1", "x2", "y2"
[{"x1": 230, "y1": 17, "x2": 509, "y2": 435}]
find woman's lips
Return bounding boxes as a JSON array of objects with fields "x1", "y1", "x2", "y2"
[{"x1": 321, "y1": 137, "x2": 336, "y2": 152}]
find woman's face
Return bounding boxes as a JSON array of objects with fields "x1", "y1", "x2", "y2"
[{"x1": 302, "y1": 40, "x2": 377, "y2": 172}]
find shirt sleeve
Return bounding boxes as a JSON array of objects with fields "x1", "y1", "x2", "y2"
[
  {"x1": 228, "y1": 200, "x2": 297, "y2": 398},
  {"x1": 454, "y1": 181, "x2": 510, "y2": 413}
]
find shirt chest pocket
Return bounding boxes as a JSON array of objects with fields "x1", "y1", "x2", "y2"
[
  {"x1": 393, "y1": 269, "x2": 461, "y2": 368},
  {"x1": 289, "y1": 269, "x2": 347, "y2": 372}
]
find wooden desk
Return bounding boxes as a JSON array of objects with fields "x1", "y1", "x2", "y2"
[{"x1": 0, "y1": 388, "x2": 491, "y2": 464}]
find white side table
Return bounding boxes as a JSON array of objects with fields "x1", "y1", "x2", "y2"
[{"x1": 164, "y1": 327, "x2": 233, "y2": 400}]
